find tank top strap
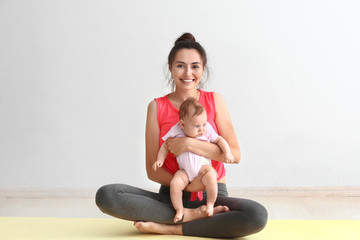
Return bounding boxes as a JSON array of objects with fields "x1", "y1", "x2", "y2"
[{"x1": 198, "y1": 90, "x2": 218, "y2": 133}]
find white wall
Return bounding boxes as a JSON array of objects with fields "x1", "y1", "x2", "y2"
[{"x1": 0, "y1": 0, "x2": 359, "y2": 189}]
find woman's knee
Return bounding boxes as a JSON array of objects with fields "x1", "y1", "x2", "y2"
[
  {"x1": 95, "y1": 184, "x2": 115, "y2": 209},
  {"x1": 95, "y1": 184, "x2": 129, "y2": 210},
  {"x1": 239, "y1": 200, "x2": 268, "y2": 235},
  {"x1": 216, "y1": 197, "x2": 268, "y2": 236},
  {"x1": 249, "y1": 201, "x2": 268, "y2": 232}
]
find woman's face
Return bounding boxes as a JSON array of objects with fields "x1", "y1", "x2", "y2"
[{"x1": 170, "y1": 49, "x2": 204, "y2": 91}]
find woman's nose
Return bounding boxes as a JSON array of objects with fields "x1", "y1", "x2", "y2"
[{"x1": 184, "y1": 66, "x2": 192, "y2": 76}]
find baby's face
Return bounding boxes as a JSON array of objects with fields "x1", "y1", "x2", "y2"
[{"x1": 180, "y1": 111, "x2": 207, "y2": 138}]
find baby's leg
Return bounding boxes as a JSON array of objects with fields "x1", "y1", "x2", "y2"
[
  {"x1": 198, "y1": 165, "x2": 218, "y2": 216},
  {"x1": 170, "y1": 170, "x2": 189, "y2": 223}
]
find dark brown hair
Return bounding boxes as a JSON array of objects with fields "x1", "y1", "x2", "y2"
[
  {"x1": 167, "y1": 33, "x2": 209, "y2": 91},
  {"x1": 179, "y1": 97, "x2": 205, "y2": 120},
  {"x1": 168, "y1": 33, "x2": 207, "y2": 68}
]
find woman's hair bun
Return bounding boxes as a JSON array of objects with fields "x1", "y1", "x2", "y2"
[{"x1": 175, "y1": 32, "x2": 196, "y2": 45}]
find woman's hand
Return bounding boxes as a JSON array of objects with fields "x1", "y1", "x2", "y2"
[{"x1": 165, "y1": 137, "x2": 190, "y2": 157}]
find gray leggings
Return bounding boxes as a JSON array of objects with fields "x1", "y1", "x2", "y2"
[{"x1": 95, "y1": 183, "x2": 268, "y2": 238}]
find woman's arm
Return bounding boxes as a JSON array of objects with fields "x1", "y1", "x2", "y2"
[
  {"x1": 166, "y1": 93, "x2": 241, "y2": 163},
  {"x1": 213, "y1": 92, "x2": 241, "y2": 163},
  {"x1": 145, "y1": 100, "x2": 173, "y2": 186}
]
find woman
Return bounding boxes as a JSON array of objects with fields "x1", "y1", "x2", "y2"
[{"x1": 96, "y1": 33, "x2": 268, "y2": 238}]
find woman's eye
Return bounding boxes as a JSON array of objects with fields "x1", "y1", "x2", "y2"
[
  {"x1": 192, "y1": 65, "x2": 199, "y2": 69},
  {"x1": 177, "y1": 64, "x2": 184, "y2": 68}
]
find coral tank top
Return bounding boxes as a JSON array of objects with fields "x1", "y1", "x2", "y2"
[{"x1": 155, "y1": 90, "x2": 226, "y2": 200}]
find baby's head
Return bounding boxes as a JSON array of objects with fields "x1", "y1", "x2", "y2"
[{"x1": 179, "y1": 98, "x2": 207, "y2": 138}]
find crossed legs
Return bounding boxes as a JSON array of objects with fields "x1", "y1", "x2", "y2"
[{"x1": 96, "y1": 183, "x2": 267, "y2": 237}]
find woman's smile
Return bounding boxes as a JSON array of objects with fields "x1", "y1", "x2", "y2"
[{"x1": 181, "y1": 79, "x2": 195, "y2": 83}]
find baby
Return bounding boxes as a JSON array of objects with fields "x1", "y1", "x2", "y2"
[{"x1": 153, "y1": 97, "x2": 234, "y2": 223}]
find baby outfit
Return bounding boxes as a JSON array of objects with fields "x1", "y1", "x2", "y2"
[{"x1": 162, "y1": 122, "x2": 219, "y2": 182}]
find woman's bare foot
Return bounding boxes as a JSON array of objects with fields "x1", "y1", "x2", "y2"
[
  {"x1": 206, "y1": 202, "x2": 214, "y2": 217},
  {"x1": 133, "y1": 205, "x2": 229, "y2": 235},
  {"x1": 183, "y1": 205, "x2": 229, "y2": 223},
  {"x1": 174, "y1": 208, "x2": 184, "y2": 223},
  {"x1": 134, "y1": 221, "x2": 181, "y2": 235}
]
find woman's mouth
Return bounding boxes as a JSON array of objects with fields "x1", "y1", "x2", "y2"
[{"x1": 182, "y1": 79, "x2": 195, "y2": 83}]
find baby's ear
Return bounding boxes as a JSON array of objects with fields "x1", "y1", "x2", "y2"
[{"x1": 179, "y1": 120, "x2": 185, "y2": 130}]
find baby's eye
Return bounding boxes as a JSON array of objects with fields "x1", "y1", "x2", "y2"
[
  {"x1": 194, "y1": 125, "x2": 199, "y2": 128},
  {"x1": 203, "y1": 124, "x2": 206, "y2": 127}
]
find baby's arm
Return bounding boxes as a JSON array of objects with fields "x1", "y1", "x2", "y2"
[
  {"x1": 214, "y1": 136, "x2": 235, "y2": 163},
  {"x1": 153, "y1": 143, "x2": 169, "y2": 171}
]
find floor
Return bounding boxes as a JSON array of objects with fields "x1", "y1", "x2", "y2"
[{"x1": 1, "y1": 187, "x2": 360, "y2": 220}]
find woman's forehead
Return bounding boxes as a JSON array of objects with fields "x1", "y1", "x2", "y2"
[{"x1": 174, "y1": 49, "x2": 202, "y2": 64}]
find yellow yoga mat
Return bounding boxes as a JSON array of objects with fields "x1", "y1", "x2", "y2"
[{"x1": 1, "y1": 217, "x2": 359, "y2": 240}]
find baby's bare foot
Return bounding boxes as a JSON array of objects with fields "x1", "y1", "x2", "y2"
[
  {"x1": 206, "y1": 203, "x2": 214, "y2": 217},
  {"x1": 174, "y1": 209, "x2": 184, "y2": 223}
]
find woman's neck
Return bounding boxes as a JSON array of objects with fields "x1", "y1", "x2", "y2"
[{"x1": 171, "y1": 89, "x2": 200, "y2": 102}]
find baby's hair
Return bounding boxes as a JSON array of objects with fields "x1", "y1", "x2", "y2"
[{"x1": 179, "y1": 97, "x2": 205, "y2": 120}]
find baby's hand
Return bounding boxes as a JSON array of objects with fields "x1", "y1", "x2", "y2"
[
  {"x1": 224, "y1": 153, "x2": 235, "y2": 163},
  {"x1": 152, "y1": 161, "x2": 163, "y2": 171}
]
